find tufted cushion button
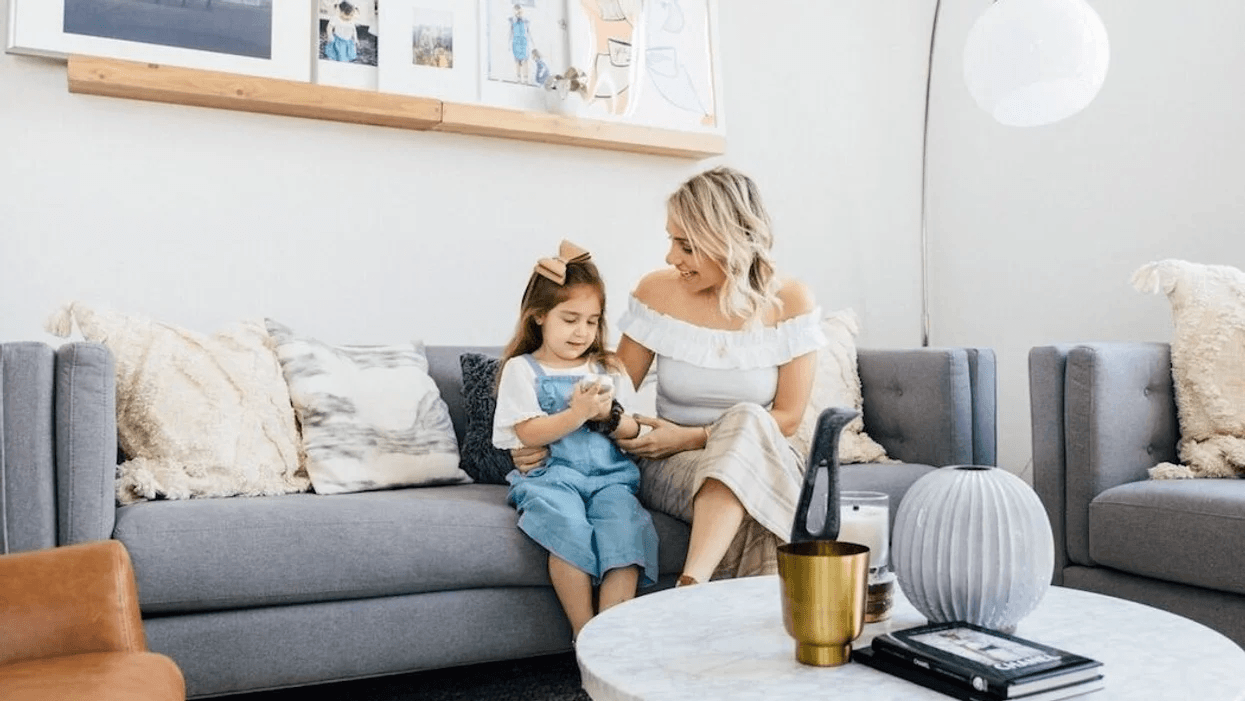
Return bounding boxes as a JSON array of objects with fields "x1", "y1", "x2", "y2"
[{"x1": 1144, "y1": 387, "x2": 1151, "y2": 396}]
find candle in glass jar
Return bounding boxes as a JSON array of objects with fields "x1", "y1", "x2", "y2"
[{"x1": 838, "y1": 503, "x2": 889, "y2": 570}]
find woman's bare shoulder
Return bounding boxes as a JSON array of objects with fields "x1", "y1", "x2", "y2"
[
  {"x1": 632, "y1": 268, "x2": 682, "y2": 313},
  {"x1": 775, "y1": 276, "x2": 817, "y2": 320}
]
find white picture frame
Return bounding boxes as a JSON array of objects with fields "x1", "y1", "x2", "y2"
[
  {"x1": 570, "y1": 0, "x2": 724, "y2": 134},
  {"x1": 315, "y1": 0, "x2": 380, "y2": 90},
  {"x1": 478, "y1": 0, "x2": 569, "y2": 112},
  {"x1": 377, "y1": 0, "x2": 478, "y2": 102},
  {"x1": 6, "y1": 0, "x2": 314, "y2": 83}
]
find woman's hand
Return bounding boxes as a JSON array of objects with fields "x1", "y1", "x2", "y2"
[
  {"x1": 509, "y1": 445, "x2": 548, "y2": 473},
  {"x1": 615, "y1": 415, "x2": 704, "y2": 459}
]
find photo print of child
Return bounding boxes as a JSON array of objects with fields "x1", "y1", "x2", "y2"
[
  {"x1": 412, "y1": 8, "x2": 454, "y2": 68},
  {"x1": 485, "y1": 0, "x2": 561, "y2": 88},
  {"x1": 319, "y1": 0, "x2": 379, "y2": 66}
]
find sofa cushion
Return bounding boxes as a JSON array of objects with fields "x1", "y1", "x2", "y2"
[
  {"x1": 45, "y1": 303, "x2": 309, "y2": 504},
  {"x1": 1088, "y1": 479, "x2": 1245, "y2": 595},
  {"x1": 114, "y1": 485, "x2": 689, "y2": 615},
  {"x1": 457, "y1": 353, "x2": 517, "y2": 484},
  {"x1": 791, "y1": 310, "x2": 892, "y2": 465},
  {"x1": 1132, "y1": 260, "x2": 1245, "y2": 479},
  {"x1": 264, "y1": 320, "x2": 471, "y2": 494}
]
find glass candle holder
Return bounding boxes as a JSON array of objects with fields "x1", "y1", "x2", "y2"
[
  {"x1": 839, "y1": 491, "x2": 889, "y2": 572},
  {"x1": 839, "y1": 491, "x2": 894, "y2": 622}
]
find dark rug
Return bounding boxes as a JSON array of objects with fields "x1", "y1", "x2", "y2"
[{"x1": 219, "y1": 652, "x2": 590, "y2": 701}]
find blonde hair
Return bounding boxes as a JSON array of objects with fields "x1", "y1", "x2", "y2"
[{"x1": 666, "y1": 166, "x2": 780, "y2": 322}]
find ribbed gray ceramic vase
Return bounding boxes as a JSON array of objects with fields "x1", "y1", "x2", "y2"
[{"x1": 891, "y1": 465, "x2": 1054, "y2": 633}]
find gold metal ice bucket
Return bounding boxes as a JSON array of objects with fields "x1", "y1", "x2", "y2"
[{"x1": 777, "y1": 540, "x2": 869, "y2": 666}]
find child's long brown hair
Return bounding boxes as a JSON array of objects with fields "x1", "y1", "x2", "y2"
[{"x1": 497, "y1": 260, "x2": 621, "y2": 390}]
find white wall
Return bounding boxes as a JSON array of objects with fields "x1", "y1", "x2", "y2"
[
  {"x1": 0, "y1": 1, "x2": 929, "y2": 356},
  {"x1": 927, "y1": 0, "x2": 1245, "y2": 477},
  {"x1": 24, "y1": 1, "x2": 1234, "y2": 481}
]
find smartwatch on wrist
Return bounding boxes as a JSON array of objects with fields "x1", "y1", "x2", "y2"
[{"x1": 588, "y1": 399, "x2": 624, "y2": 435}]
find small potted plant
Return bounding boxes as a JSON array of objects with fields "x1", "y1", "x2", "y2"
[{"x1": 544, "y1": 66, "x2": 591, "y2": 116}]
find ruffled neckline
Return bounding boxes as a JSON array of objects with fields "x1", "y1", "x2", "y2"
[{"x1": 617, "y1": 295, "x2": 828, "y2": 370}]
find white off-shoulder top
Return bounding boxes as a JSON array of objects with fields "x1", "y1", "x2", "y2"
[{"x1": 617, "y1": 295, "x2": 827, "y2": 427}]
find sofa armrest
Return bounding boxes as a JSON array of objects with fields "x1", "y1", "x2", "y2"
[
  {"x1": 1, "y1": 343, "x2": 58, "y2": 554},
  {"x1": 0, "y1": 540, "x2": 147, "y2": 666},
  {"x1": 54, "y1": 343, "x2": 116, "y2": 546},
  {"x1": 1029, "y1": 343, "x2": 1178, "y2": 578},
  {"x1": 857, "y1": 348, "x2": 979, "y2": 467}
]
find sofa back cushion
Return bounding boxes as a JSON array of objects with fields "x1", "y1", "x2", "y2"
[{"x1": 423, "y1": 345, "x2": 502, "y2": 448}]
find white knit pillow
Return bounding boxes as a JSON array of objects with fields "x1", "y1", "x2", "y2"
[
  {"x1": 46, "y1": 303, "x2": 310, "y2": 504},
  {"x1": 790, "y1": 309, "x2": 892, "y2": 465},
  {"x1": 265, "y1": 320, "x2": 471, "y2": 494},
  {"x1": 1133, "y1": 260, "x2": 1245, "y2": 479}
]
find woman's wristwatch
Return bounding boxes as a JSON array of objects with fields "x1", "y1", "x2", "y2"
[{"x1": 587, "y1": 399, "x2": 624, "y2": 435}]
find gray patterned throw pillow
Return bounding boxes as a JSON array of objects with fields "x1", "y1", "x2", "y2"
[{"x1": 265, "y1": 320, "x2": 472, "y2": 493}]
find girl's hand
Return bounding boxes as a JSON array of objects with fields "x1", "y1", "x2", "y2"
[
  {"x1": 510, "y1": 445, "x2": 548, "y2": 473},
  {"x1": 568, "y1": 381, "x2": 612, "y2": 422},
  {"x1": 615, "y1": 415, "x2": 702, "y2": 459}
]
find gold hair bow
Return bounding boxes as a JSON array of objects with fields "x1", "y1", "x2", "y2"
[{"x1": 534, "y1": 240, "x2": 591, "y2": 285}]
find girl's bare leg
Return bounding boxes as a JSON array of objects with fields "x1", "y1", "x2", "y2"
[
  {"x1": 681, "y1": 478, "x2": 745, "y2": 583},
  {"x1": 548, "y1": 555, "x2": 594, "y2": 639},
  {"x1": 598, "y1": 565, "x2": 639, "y2": 612}
]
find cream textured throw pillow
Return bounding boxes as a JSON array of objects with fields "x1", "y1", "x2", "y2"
[
  {"x1": 790, "y1": 309, "x2": 892, "y2": 465},
  {"x1": 1133, "y1": 260, "x2": 1245, "y2": 479},
  {"x1": 265, "y1": 320, "x2": 471, "y2": 494},
  {"x1": 46, "y1": 303, "x2": 310, "y2": 504}
]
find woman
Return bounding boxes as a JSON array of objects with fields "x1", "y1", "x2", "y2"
[{"x1": 517, "y1": 166, "x2": 826, "y2": 585}]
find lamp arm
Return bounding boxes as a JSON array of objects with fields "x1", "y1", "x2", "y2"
[{"x1": 920, "y1": 0, "x2": 942, "y2": 347}]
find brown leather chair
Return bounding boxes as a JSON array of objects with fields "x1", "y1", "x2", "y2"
[{"x1": 0, "y1": 540, "x2": 185, "y2": 701}]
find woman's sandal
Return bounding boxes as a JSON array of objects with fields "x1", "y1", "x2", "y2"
[{"x1": 676, "y1": 574, "x2": 701, "y2": 587}]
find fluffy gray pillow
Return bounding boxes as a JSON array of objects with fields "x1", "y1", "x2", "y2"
[{"x1": 458, "y1": 353, "x2": 517, "y2": 485}]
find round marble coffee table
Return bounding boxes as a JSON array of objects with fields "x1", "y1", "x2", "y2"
[{"x1": 576, "y1": 575, "x2": 1245, "y2": 700}]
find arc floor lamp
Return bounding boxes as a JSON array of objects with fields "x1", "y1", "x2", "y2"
[{"x1": 919, "y1": 0, "x2": 1110, "y2": 346}]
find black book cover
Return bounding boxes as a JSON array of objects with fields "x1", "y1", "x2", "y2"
[
  {"x1": 853, "y1": 646, "x2": 1105, "y2": 701},
  {"x1": 870, "y1": 621, "x2": 1103, "y2": 698}
]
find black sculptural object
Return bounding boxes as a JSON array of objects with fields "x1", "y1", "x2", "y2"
[{"x1": 789, "y1": 407, "x2": 861, "y2": 544}]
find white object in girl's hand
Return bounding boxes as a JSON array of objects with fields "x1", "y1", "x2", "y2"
[{"x1": 577, "y1": 374, "x2": 616, "y2": 402}]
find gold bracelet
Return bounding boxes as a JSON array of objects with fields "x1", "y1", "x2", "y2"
[{"x1": 702, "y1": 425, "x2": 711, "y2": 446}]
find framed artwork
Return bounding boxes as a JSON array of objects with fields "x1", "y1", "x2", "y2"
[
  {"x1": 377, "y1": 0, "x2": 478, "y2": 102},
  {"x1": 315, "y1": 0, "x2": 380, "y2": 90},
  {"x1": 477, "y1": 0, "x2": 569, "y2": 111},
  {"x1": 6, "y1": 0, "x2": 315, "y2": 82},
  {"x1": 570, "y1": 0, "x2": 722, "y2": 134}
]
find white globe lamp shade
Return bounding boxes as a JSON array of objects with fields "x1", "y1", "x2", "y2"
[{"x1": 963, "y1": 0, "x2": 1109, "y2": 127}]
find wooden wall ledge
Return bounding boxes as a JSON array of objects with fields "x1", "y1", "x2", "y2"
[{"x1": 66, "y1": 55, "x2": 725, "y2": 160}]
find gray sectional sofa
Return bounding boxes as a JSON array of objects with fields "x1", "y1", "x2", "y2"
[
  {"x1": 1030, "y1": 342, "x2": 1245, "y2": 649},
  {"x1": 1, "y1": 340, "x2": 996, "y2": 698}
]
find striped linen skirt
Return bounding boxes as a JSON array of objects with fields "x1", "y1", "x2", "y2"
[{"x1": 637, "y1": 402, "x2": 807, "y2": 579}]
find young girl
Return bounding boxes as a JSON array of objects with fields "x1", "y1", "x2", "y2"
[
  {"x1": 492, "y1": 240, "x2": 659, "y2": 639},
  {"x1": 324, "y1": 2, "x2": 359, "y2": 63},
  {"x1": 509, "y1": 4, "x2": 533, "y2": 84}
]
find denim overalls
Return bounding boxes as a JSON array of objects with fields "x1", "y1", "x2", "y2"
[{"x1": 506, "y1": 355, "x2": 659, "y2": 587}]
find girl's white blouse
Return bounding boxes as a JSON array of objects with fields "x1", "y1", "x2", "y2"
[
  {"x1": 492, "y1": 357, "x2": 638, "y2": 450},
  {"x1": 617, "y1": 295, "x2": 828, "y2": 427}
]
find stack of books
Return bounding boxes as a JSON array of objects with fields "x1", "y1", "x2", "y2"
[{"x1": 852, "y1": 621, "x2": 1104, "y2": 701}]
